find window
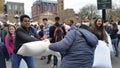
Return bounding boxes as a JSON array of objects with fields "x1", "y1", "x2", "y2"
[
  {"x1": 54, "y1": 5, "x2": 57, "y2": 13},
  {"x1": 53, "y1": 4, "x2": 55, "y2": 12},
  {"x1": 9, "y1": 11, "x2": 12, "y2": 15},
  {"x1": 20, "y1": 6, "x2": 23, "y2": 10},
  {"x1": 8, "y1": 4, "x2": 11, "y2": 9},
  {"x1": 19, "y1": 12, "x2": 21, "y2": 15},
  {"x1": 14, "y1": 11, "x2": 16, "y2": 14},
  {"x1": 19, "y1": 11, "x2": 24, "y2": 15},
  {"x1": 44, "y1": 3, "x2": 47, "y2": 11},
  {"x1": 48, "y1": 4, "x2": 51, "y2": 11},
  {"x1": 61, "y1": 5, "x2": 63, "y2": 10},
  {"x1": 61, "y1": 1, "x2": 63, "y2": 3},
  {"x1": 16, "y1": 11, "x2": 18, "y2": 14},
  {"x1": 38, "y1": 4, "x2": 40, "y2": 11},
  {"x1": 14, "y1": 4, "x2": 17, "y2": 10}
]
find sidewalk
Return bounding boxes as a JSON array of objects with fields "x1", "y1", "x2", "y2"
[{"x1": 6, "y1": 56, "x2": 61, "y2": 68}]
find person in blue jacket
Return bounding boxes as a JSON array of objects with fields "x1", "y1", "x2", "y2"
[{"x1": 49, "y1": 26, "x2": 98, "y2": 68}]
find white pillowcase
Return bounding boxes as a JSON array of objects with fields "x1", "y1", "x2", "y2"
[
  {"x1": 17, "y1": 39, "x2": 60, "y2": 57},
  {"x1": 17, "y1": 39, "x2": 50, "y2": 56},
  {"x1": 93, "y1": 40, "x2": 112, "y2": 68},
  {"x1": 43, "y1": 47, "x2": 61, "y2": 57}
]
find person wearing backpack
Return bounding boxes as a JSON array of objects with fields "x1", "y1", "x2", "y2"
[{"x1": 48, "y1": 17, "x2": 66, "y2": 68}]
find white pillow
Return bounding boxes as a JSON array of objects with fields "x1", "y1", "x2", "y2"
[
  {"x1": 17, "y1": 39, "x2": 50, "y2": 56},
  {"x1": 19, "y1": 59, "x2": 28, "y2": 68},
  {"x1": 106, "y1": 33, "x2": 114, "y2": 53},
  {"x1": 43, "y1": 47, "x2": 61, "y2": 58},
  {"x1": 93, "y1": 40, "x2": 112, "y2": 68}
]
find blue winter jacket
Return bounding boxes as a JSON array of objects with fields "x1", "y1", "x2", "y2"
[{"x1": 49, "y1": 28, "x2": 98, "y2": 68}]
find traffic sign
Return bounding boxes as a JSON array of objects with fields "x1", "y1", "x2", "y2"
[{"x1": 97, "y1": 0, "x2": 112, "y2": 9}]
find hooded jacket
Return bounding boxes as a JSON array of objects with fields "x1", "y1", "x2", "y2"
[{"x1": 49, "y1": 28, "x2": 98, "y2": 68}]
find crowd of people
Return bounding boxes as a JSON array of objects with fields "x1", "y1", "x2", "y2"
[{"x1": 0, "y1": 14, "x2": 120, "y2": 68}]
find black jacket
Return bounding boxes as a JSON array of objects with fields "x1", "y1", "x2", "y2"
[
  {"x1": 14, "y1": 26, "x2": 41, "y2": 54},
  {"x1": 110, "y1": 29, "x2": 118, "y2": 39}
]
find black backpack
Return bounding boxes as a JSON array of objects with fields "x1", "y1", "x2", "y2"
[{"x1": 54, "y1": 26, "x2": 64, "y2": 42}]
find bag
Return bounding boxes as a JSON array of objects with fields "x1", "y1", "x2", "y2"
[{"x1": 54, "y1": 26, "x2": 64, "y2": 42}]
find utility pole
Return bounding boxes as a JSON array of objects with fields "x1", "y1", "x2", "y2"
[
  {"x1": 97, "y1": 0, "x2": 112, "y2": 23},
  {"x1": 102, "y1": 9, "x2": 106, "y2": 23}
]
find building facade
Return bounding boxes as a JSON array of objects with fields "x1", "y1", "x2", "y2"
[
  {"x1": 63, "y1": 9, "x2": 75, "y2": 23},
  {"x1": 0, "y1": 0, "x2": 4, "y2": 13},
  {"x1": 31, "y1": 0, "x2": 76, "y2": 24},
  {"x1": 32, "y1": 0, "x2": 57, "y2": 23},
  {"x1": 6, "y1": 2, "x2": 24, "y2": 23},
  {"x1": 57, "y1": 0, "x2": 64, "y2": 23},
  {"x1": 57, "y1": 0, "x2": 64, "y2": 16}
]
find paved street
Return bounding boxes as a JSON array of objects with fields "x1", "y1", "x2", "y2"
[
  {"x1": 6, "y1": 56, "x2": 61, "y2": 68},
  {"x1": 6, "y1": 53, "x2": 120, "y2": 68},
  {"x1": 111, "y1": 54, "x2": 120, "y2": 68}
]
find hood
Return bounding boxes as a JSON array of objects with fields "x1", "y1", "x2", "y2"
[{"x1": 78, "y1": 28, "x2": 98, "y2": 48}]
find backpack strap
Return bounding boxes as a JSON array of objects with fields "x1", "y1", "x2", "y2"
[
  {"x1": 75, "y1": 29, "x2": 94, "y2": 48},
  {"x1": 75, "y1": 29, "x2": 83, "y2": 37},
  {"x1": 63, "y1": 29, "x2": 83, "y2": 56},
  {"x1": 75, "y1": 29, "x2": 91, "y2": 46}
]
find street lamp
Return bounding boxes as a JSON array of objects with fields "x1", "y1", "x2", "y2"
[
  {"x1": 14, "y1": 15, "x2": 19, "y2": 26},
  {"x1": 47, "y1": 11, "x2": 50, "y2": 20},
  {"x1": 5, "y1": 14, "x2": 8, "y2": 21}
]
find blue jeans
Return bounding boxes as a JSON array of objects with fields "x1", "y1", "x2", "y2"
[
  {"x1": 112, "y1": 38, "x2": 119, "y2": 56},
  {"x1": 47, "y1": 54, "x2": 58, "y2": 66},
  {"x1": 53, "y1": 55, "x2": 58, "y2": 66},
  {"x1": 117, "y1": 34, "x2": 120, "y2": 46},
  {"x1": 12, "y1": 53, "x2": 35, "y2": 68},
  {"x1": 0, "y1": 46, "x2": 6, "y2": 68}
]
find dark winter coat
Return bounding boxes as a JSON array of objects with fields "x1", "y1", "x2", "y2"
[
  {"x1": 14, "y1": 26, "x2": 40, "y2": 54},
  {"x1": 49, "y1": 28, "x2": 98, "y2": 68}
]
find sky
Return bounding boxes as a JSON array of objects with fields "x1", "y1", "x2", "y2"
[{"x1": 5, "y1": 0, "x2": 120, "y2": 17}]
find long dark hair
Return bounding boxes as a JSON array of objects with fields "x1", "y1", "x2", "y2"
[
  {"x1": 94, "y1": 18, "x2": 104, "y2": 30},
  {"x1": 92, "y1": 18, "x2": 108, "y2": 44},
  {"x1": 112, "y1": 22, "x2": 118, "y2": 30},
  {"x1": 118, "y1": 21, "x2": 120, "y2": 25},
  {"x1": 7, "y1": 25, "x2": 16, "y2": 42}
]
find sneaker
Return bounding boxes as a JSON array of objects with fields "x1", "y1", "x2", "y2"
[
  {"x1": 115, "y1": 55, "x2": 119, "y2": 57},
  {"x1": 53, "y1": 65, "x2": 57, "y2": 68},
  {"x1": 47, "y1": 60, "x2": 51, "y2": 64},
  {"x1": 51, "y1": 65, "x2": 57, "y2": 68}
]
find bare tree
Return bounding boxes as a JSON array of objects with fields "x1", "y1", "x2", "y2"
[
  {"x1": 0, "y1": 13, "x2": 6, "y2": 22},
  {"x1": 78, "y1": 4, "x2": 98, "y2": 20},
  {"x1": 106, "y1": 3, "x2": 120, "y2": 21}
]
